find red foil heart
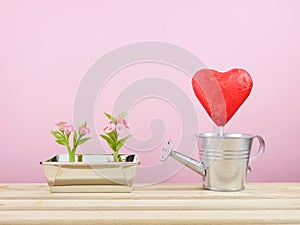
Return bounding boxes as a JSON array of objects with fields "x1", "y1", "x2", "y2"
[{"x1": 192, "y1": 69, "x2": 253, "y2": 126}]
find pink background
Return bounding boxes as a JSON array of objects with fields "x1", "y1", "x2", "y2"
[{"x1": 1, "y1": 0, "x2": 300, "y2": 183}]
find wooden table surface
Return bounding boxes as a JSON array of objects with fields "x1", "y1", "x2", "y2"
[{"x1": 0, "y1": 183, "x2": 300, "y2": 224}]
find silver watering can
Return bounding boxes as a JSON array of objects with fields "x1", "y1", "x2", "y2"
[{"x1": 161, "y1": 133, "x2": 265, "y2": 191}]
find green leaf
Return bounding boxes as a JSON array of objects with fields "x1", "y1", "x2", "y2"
[
  {"x1": 57, "y1": 130, "x2": 65, "y2": 137},
  {"x1": 104, "y1": 112, "x2": 116, "y2": 123},
  {"x1": 66, "y1": 132, "x2": 71, "y2": 140},
  {"x1": 100, "y1": 134, "x2": 116, "y2": 150},
  {"x1": 73, "y1": 131, "x2": 78, "y2": 147},
  {"x1": 78, "y1": 137, "x2": 91, "y2": 145},
  {"x1": 56, "y1": 139, "x2": 67, "y2": 146},
  {"x1": 121, "y1": 111, "x2": 128, "y2": 117},
  {"x1": 100, "y1": 134, "x2": 112, "y2": 143},
  {"x1": 81, "y1": 121, "x2": 87, "y2": 127},
  {"x1": 107, "y1": 131, "x2": 117, "y2": 142},
  {"x1": 51, "y1": 130, "x2": 58, "y2": 135},
  {"x1": 50, "y1": 131, "x2": 62, "y2": 139},
  {"x1": 115, "y1": 135, "x2": 131, "y2": 151}
]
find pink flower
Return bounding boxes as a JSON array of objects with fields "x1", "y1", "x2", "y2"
[
  {"x1": 79, "y1": 126, "x2": 90, "y2": 135},
  {"x1": 104, "y1": 122, "x2": 115, "y2": 133},
  {"x1": 62, "y1": 124, "x2": 74, "y2": 134},
  {"x1": 123, "y1": 119, "x2": 129, "y2": 128},
  {"x1": 55, "y1": 121, "x2": 67, "y2": 128},
  {"x1": 116, "y1": 115, "x2": 122, "y2": 124},
  {"x1": 116, "y1": 114, "x2": 129, "y2": 128},
  {"x1": 116, "y1": 123, "x2": 127, "y2": 134}
]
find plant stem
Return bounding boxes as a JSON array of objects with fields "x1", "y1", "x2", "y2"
[
  {"x1": 113, "y1": 151, "x2": 119, "y2": 162},
  {"x1": 68, "y1": 145, "x2": 76, "y2": 162},
  {"x1": 68, "y1": 150, "x2": 76, "y2": 162}
]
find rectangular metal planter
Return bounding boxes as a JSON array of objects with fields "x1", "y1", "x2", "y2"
[{"x1": 40, "y1": 154, "x2": 139, "y2": 193}]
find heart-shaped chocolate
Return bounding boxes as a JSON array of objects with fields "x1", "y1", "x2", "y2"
[{"x1": 192, "y1": 69, "x2": 253, "y2": 126}]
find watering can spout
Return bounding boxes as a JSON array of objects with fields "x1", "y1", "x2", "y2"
[{"x1": 160, "y1": 140, "x2": 206, "y2": 177}]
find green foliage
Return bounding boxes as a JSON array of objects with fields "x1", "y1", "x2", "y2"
[
  {"x1": 78, "y1": 137, "x2": 91, "y2": 145},
  {"x1": 100, "y1": 134, "x2": 116, "y2": 150},
  {"x1": 73, "y1": 131, "x2": 78, "y2": 147},
  {"x1": 100, "y1": 112, "x2": 132, "y2": 161},
  {"x1": 116, "y1": 135, "x2": 131, "y2": 151},
  {"x1": 56, "y1": 139, "x2": 67, "y2": 146},
  {"x1": 50, "y1": 130, "x2": 62, "y2": 139},
  {"x1": 104, "y1": 112, "x2": 116, "y2": 123},
  {"x1": 50, "y1": 122, "x2": 91, "y2": 162},
  {"x1": 121, "y1": 111, "x2": 128, "y2": 117},
  {"x1": 81, "y1": 121, "x2": 87, "y2": 127},
  {"x1": 107, "y1": 131, "x2": 117, "y2": 142}
]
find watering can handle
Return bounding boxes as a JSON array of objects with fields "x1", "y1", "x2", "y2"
[{"x1": 248, "y1": 135, "x2": 265, "y2": 173}]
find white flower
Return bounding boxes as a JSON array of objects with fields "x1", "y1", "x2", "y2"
[
  {"x1": 116, "y1": 123, "x2": 127, "y2": 134},
  {"x1": 104, "y1": 122, "x2": 115, "y2": 133}
]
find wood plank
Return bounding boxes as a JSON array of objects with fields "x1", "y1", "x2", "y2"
[
  {"x1": 1, "y1": 189, "x2": 299, "y2": 200},
  {"x1": 136, "y1": 182, "x2": 300, "y2": 190},
  {"x1": 0, "y1": 210, "x2": 300, "y2": 225},
  {"x1": 1, "y1": 183, "x2": 300, "y2": 200},
  {"x1": 2, "y1": 183, "x2": 300, "y2": 191},
  {"x1": 1, "y1": 183, "x2": 300, "y2": 224},
  {"x1": 1, "y1": 198, "x2": 300, "y2": 211}
]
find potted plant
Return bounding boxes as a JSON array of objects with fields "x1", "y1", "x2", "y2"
[
  {"x1": 100, "y1": 112, "x2": 131, "y2": 162},
  {"x1": 40, "y1": 116, "x2": 138, "y2": 193},
  {"x1": 49, "y1": 121, "x2": 91, "y2": 162}
]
